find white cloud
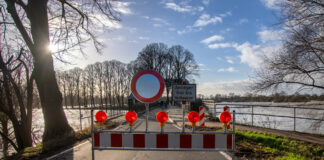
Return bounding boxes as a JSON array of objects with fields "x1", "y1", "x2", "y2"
[
  {"x1": 257, "y1": 29, "x2": 283, "y2": 43},
  {"x1": 194, "y1": 14, "x2": 222, "y2": 27},
  {"x1": 168, "y1": 27, "x2": 176, "y2": 31},
  {"x1": 153, "y1": 24, "x2": 162, "y2": 27},
  {"x1": 205, "y1": 41, "x2": 280, "y2": 68},
  {"x1": 235, "y1": 42, "x2": 279, "y2": 68},
  {"x1": 112, "y1": 1, "x2": 134, "y2": 15},
  {"x1": 151, "y1": 17, "x2": 170, "y2": 27},
  {"x1": 138, "y1": 36, "x2": 149, "y2": 40},
  {"x1": 198, "y1": 79, "x2": 252, "y2": 95},
  {"x1": 202, "y1": 0, "x2": 210, "y2": 5},
  {"x1": 152, "y1": 18, "x2": 170, "y2": 25},
  {"x1": 208, "y1": 42, "x2": 237, "y2": 49},
  {"x1": 177, "y1": 26, "x2": 202, "y2": 35},
  {"x1": 227, "y1": 59, "x2": 234, "y2": 64},
  {"x1": 177, "y1": 11, "x2": 229, "y2": 35},
  {"x1": 219, "y1": 11, "x2": 232, "y2": 17},
  {"x1": 239, "y1": 18, "x2": 249, "y2": 24},
  {"x1": 218, "y1": 67, "x2": 238, "y2": 72},
  {"x1": 260, "y1": 0, "x2": 284, "y2": 10},
  {"x1": 226, "y1": 57, "x2": 234, "y2": 64},
  {"x1": 200, "y1": 35, "x2": 224, "y2": 44},
  {"x1": 142, "y1": 16, "x2": 150, "y2": 19},
  {"x1": 220, "y1": 28, "x2": 232, "y2": 34},
  {"x1": 164, "y1": 2, "x2": 204, "y2": 13}
]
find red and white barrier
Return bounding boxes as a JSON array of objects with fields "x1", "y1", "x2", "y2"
[
  {"x1": 199, "y1": 106, "x2": 205, "y2": 127},
  {"x1": 93, "y1": 132, "x2": 232, "y2": 150}
]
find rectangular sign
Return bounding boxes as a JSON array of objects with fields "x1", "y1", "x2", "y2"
[{"x1": 172, "y1": 84, "x2": 196, "y2": 102}]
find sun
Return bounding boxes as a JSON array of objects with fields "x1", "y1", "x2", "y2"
[{"x1": 48, "y1": 43, "x2": 58, "y2": 53}]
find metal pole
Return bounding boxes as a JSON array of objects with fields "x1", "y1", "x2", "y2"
[
  {"x1": 91, "y1": 109, "x2": 94, "y2": 160},
  {"x1": 145, "y1": 103, "x2": 149, "y2": 132},
  {"x1": 294, "y1": 107, "x2": 296, "y2": 131},
  {"x1": 214, "y1": 104, "x2": 216, "y2": 118},
  {"x1": 182, "y1": 101, "x2": 186, "y2": 132},
  {"x1": 251, "y1": 106, "x2": 254, "y2": 126},
  {"x1": 232, "y1": 110, "x2": 236, "y2": 160},
  {"x1": 79, "y1": 105, "x2": 82, "y2": 131}
]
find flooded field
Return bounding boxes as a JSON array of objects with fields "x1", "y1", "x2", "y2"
[
  {"x1": 32, "y1": 108, "x2": 127, "y2": 144},
  {"x1": 205, "y1": 102, "x2": 324, "y2": 134}
]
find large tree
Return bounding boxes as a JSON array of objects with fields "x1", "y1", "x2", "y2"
[
  {"x1": 253, "y1": 0, "x2": 324, "y2": 92},
  {"x1": 2, "y1": 0, "x2": 119, "y2": 144}
]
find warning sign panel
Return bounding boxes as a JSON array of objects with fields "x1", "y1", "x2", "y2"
[{"x1": 172, "y1": 84, "x2": 196, "y2": 102}]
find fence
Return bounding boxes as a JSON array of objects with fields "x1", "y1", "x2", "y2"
[{"x1": 204, "y1": 102, "x2": 324, "y2": 133}]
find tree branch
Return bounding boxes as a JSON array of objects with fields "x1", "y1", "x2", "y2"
[
  {"x1": 0, "y1": 130, "x2": 19, "y2": 152},
  {"x1": 5, "y1": 0, "x2": 34, "y2": 51}
]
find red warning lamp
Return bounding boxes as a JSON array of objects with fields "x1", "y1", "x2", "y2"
[
  {"x1": 156, "y1": 111, "x2": 168, "y2": 127},
  {"x1": 188, "y1": 111, "x2": 199, "y2": 127},
  {"x1": 95, "y1": 110, "x2": 107, "y2": 126},
  {"x1": 219, "y1": 111, "x2": 232, "y2": 128},
  {"x1": 125, "y1": 111, "x2": 137, "y2": 126}
]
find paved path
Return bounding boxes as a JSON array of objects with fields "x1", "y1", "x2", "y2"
[{"x1": 46, "y1": 106, "x2": 231, "y2": 160}]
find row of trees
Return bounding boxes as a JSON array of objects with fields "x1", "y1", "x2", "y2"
[
  {"x1": 57, "y1": 60, "x2": 131, "y2": 108},
  {"x1": 200, "y1": 92, "x2": 324, "y2": 103},
  {"x1": 57, "y1": 43, "x2": 199, "y2": 108}
]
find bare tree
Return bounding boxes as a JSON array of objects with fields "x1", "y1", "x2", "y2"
[
  {"x1": 168, "y1": 45, "x2": 198, "y2": 83},
  {"x1": 253, "y1": 0, "x2": 324, "y2": 92},
  {"x1": 136, "y1": 43, "x2": 168, "y2": 73},
  {"x1": 57, "y1": 71, "x2": 68, "y2": 108},
  {"x1": 0, "y1": 47, "x2": 34, "y2": 151},
  {"x1": 81, "y1": 70, "x2": 88, "y2": 107},
  {"x1": 94, "y1": 62, "x2": 104, "y2": 107},
  {"x1": 2, "y1": 0, "x2": 120, "y2": 143},
  {"x1": 85, "y1": 64, "x2": 96, "y2": 107},
  {"x1": 103, "y1": 61, "x2": 113, "y2": 108}
]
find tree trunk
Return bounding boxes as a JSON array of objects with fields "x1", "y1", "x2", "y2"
[
  {"x1": 28, "y1": 0, "x2": 74, "y2": 143},
  {"x1": 1, "y1": 119, "x2": 8, "y2": 158}
]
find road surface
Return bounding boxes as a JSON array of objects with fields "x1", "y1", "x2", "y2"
[{"x1": 47, "y1": 106, "x2": 231, "y2": 160}]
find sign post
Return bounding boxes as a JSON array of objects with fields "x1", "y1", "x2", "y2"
[
  {"x1": 172, "y1": 84, "x2": 196, "y2": 132},
  {"x1": 131, "y1": 70, "x2": 165, "y2": 132}
]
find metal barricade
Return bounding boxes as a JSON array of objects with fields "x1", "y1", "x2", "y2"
[{"x1": 90, "y1": 108, "x2": 236, "y2": 160}]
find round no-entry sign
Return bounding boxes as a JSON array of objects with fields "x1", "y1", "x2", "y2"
[{"x1": 131, "y1": 70, "x2": 164, "y2": 103}]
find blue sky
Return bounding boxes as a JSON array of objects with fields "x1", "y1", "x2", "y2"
[{"x1": 56, "y1": 0, "x2": 286, "y2": 96}]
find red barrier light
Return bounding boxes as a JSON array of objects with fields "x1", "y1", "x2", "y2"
[
  {"x1": 219, "y1": 111, "x2": 232, "y2": 123},
  {"x1": 156, "y1": 111, "x2": 168, "y2": 127},
  {"x1": 95, "y1": 111, "x2": 107, "y2": 126},
  {"x1": 125, "y1": 111, "x2": 137, "y2": 126},
  {"x1": 188, "y1": 111, "x2": 199, "y2": 127}
]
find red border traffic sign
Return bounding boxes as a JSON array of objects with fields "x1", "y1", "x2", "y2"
[{"x1": 131, "y1": 70, "x2": 164, "y2": 103}]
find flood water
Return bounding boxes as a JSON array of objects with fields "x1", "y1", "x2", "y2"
[
  {"x1": 32, "y1": 108, "x2": 127, "y2": 144},
  {"x1": 205, "y1": 103, "x2": 324, "y2": 134}
]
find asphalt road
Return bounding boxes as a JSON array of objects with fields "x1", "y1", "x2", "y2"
[{"x1": 47, "y1": 107, "x2": 231, "y2": 160}]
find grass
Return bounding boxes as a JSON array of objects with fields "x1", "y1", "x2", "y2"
[
  {"x1": 9, "y1": 121, "x2": 119, "y2": 160},
  {"x1": 195, "y1": 126, "x2": 323, "y2": 159},
  {"x1": 236, "y1": 130, "x2": 323, "y2": 159}
]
